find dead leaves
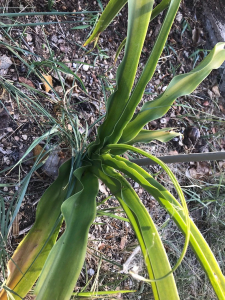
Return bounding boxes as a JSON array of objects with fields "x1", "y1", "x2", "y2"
[
  {"x1": 42, "y1": 74, "x2": 53, "y2": 92},
  {"x1": 33, "y1": 144, "x2": 48, "y2": 162},
  {"x1": 187, "y1": 161, "x2": 212, "y2": 179},
  {"x1": 19, "y1": 77, "x2": 35, "y2": 88}
]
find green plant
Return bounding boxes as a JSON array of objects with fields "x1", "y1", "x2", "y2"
[{"x1": 1, "y1": 0, "x2": 225, "y2": 299}]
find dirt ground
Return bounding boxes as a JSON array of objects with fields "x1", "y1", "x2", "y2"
[{"x1": 0, "y1": 0, "x2": 225, "y2": 299}]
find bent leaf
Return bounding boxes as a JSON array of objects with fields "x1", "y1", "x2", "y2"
[
  {"x1": 84, "y1": 0, "x2": 127, "y2": 46},
  {"x1": 89, "y1": 0, "x2": 154, "y2": 154},
  {"x1": 91, "y1": 164, "x2": 179, "y2": 300},
  {"x1": 109, "y1": 155, "x2": 225, "y2": 299},
  {"x1": 126, "y1": 128, "x2": 181, "y2": 145},
  {"x1": 0, "y1": 159, "x2": 72, "y2": 300},
  {"x1": 85, "y1": 0, "x2": 171, "y2": 47},
  {"x1": 34, "y1": 167, "x2": 98, "y2": 300},
  {"x1": 120, "y1": 42, "x2": 225, "y2": 143}
]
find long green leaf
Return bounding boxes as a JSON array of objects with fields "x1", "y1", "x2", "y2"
[
  {"x1": 120, "y1": 42, "x2": 225, "y2": 143},
  {"x1": 102, "y1": 144, "x2": 190, "y2": 271},
  {"x1": 126, "y1": 129, "x2": 181, "y2": 145},
  {"x1": 88, "y1": 0, "x2": 154, "y2": 154},
  {"x1": 111, "y1": 0, "x2": 181, "y2": 144},
  {"x1": 34, "y1": 167, "x2": 98, "y2": 300},
  {"x1": 106, "y1": 155, "x2": 225, "y2": 299},
  {"x1": 91, "y1": 163, "x2": 179, "y2": 300},
  {"x1": 0, "y1": 159, "x2": 72, "y2": 300},
  {"x1": 100, "y1": 153, "x2": 189, "y2": 272},
  {"x1": 85, "y1": 0, "x2": 171, "y2": 47},
  {"x1": 84, "y1": 0, "x2": 127, "y2": 46},
  {"x1": 114, "y1": 0, "x2": 172, "y2": 63}
]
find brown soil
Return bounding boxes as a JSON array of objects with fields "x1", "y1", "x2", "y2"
[{"x1": 0, "y1": 1, "x2": 225, "y2": 299}]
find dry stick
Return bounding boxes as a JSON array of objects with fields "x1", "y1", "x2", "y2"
[{"x1": 131, "y1": 151, "x2": 225, "y2": 166}]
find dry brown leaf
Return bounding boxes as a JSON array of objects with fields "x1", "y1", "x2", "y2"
[
  {"x1": 98, "y1": 243, "x2": 105, "y2": 251},
  {"x1": 188, "y1": 162, "x2": 211, "y2": 179},
  {"x1": 19, "y1": 77, "x2": 35, "y2": 88},
  {"x1": 33, "y1": 145, "x2": 48, "y2": 162},
  {"x1": 12, "y1": 213, "x2": 21, "y2": 237},
  {"x1": 42, "y1": 74, "x2": 53, "y2": 92},
  {"x1": 120, "y1": 236, "x2": 127, "y2": 250},
  {"x1": 212, "y1": 85, "x2": 221, "y2": 97}
]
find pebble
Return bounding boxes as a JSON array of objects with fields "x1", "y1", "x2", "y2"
[
  {"x1": 3, "y1": 186, "x2": 8, "y2": 192},
  {"x1": 88, "y1": 268, "x2": 95, "y2": 276},
  {"x1": 108, "y1": 72, "x2": 113, "y2": 79},
  {"x1": 25, "y1": 33, "x2": 32, "y2": 42},
  {"x1": 134, "y1": 182, "x2": 139, "y2": 188},
  {"x1": 7, "y1": 127, "x2": 13, "y2": 132},
  {"x1": 51, "y1": 35, "x2": 58, "y2": 43},
  {"x1": 160, "y1": 118, "x2": 167, "y2": 124},
  {"x1": 176, "y1": 11, "x2": 183, "y2": 23},
  {"x1": 0, "y1": 55, "x2": 12, "y2": 70},
  {"x1": 14, "y1": 136, "x2": 20, "y2": 141},
  {"x1": 82, "y1": 64, "x2": 89, "y2": 71},
  {"x1": 22, "y1": 134, "x2": 27, "y2": 140}
]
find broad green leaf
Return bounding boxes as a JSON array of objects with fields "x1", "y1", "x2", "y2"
[
  {"x1": 114, "y1": 0, "x2": 172, "y2": 63},
  {"x1": 108, "y1": 155, "x2": 225, "y2": 299},
  {"x1": 126, "y1": 128, "x2": 181, "y2": 145},
  {"x1": 110, "y1": 0, "x2": 182, "y2": 145},
  {"x1": 0, "y1": 159, "x2": 72, "y2": 300},
  {"x1": 102, "y1": 144, "x2": 190, "y2": 271},
  {"x1": 88, "y1": 0, "x2": 154, "y2": 154},
  {"x1": 85, "y1": 0, "x2": 171, "y2": 47},
  {"x1": 120, "y1": 42, "x2": 225, "y2": 143},
  {"x1": 34, "y1": 167, "x2": 98, "y2": 300},
  {"x1": 84, "y1": 0, "x2": 127, "y2": 46},
  {"x1": 91, "y1": 163, "x2": 179, "y2": 300},
  {"x1": 100, "y1": 152, "x2": 189, "y2": 271}
]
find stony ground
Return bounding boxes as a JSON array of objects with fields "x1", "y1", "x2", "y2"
[{"x1": 0, "y1": 1, "x2": 225, "y2": 299}]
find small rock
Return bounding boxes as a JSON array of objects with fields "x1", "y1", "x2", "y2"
[
  {"x1": 212, "y1": 85, "x2": 221, "y2": 97},
  {"x1": 3, "y1": 156, "x2": 10, "y2": 165},
  {"x1": 203, "y1": 100, "x2": 210, "y2": 107},
  {"x1": 176, "y1": 11, "x2": 183, "y2": 23},
  {"x1": 51, "y1": 35, "x2": 58, "y2": 43},
  {"x1": 67, "y1": 124, "x2": 72, "y2": 131},
  {"x1": 55, "y1": 86, "x2": 64, "y2": 96},
  {"x1": 160, "y1": 118, "x2": 167, "y2": 124},
  {"x1": 3, "y1": 186, "x2": 8, "y2": 192},
  {"x1": 108, "y1": 72, "x2": 113, "y2": 79},
  {"x1": 58, "y1": 39, "x2": 65, "y2": 44},
  {"x1": 7, "y1": 127, "x2": 13, "y2": 132},
  {"x1": 0, "y1": 55, "x2": 12, "y2": 70},
  {"x1": 14, "y1": 136, "x2": 20, "y2": 141},
  {"x1": 25, "y1": 33, "x2": 32, "y2": 42},
  {"x1": 82, "y1": 64, "x2": 89, "y2": 71},
  {"x1": 183, "y1": 127, "x2": 200, "y2": 145},
  {"x1": 88, "y1": 268, "x2": 95, "y2": 276},
  {"x1": 22, "y1": 134, "x2": 27, "y2": 140},
  {"x1": 134, "y1": 182, "x2": 139, "y2": 188},
  {"x1": 162, "y1": 86, "x2": 167, "y2": 92}
]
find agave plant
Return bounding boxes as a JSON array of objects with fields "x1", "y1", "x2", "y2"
[{"x1": 1, "y1": 0, "x2": 225, "y2": 299}]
